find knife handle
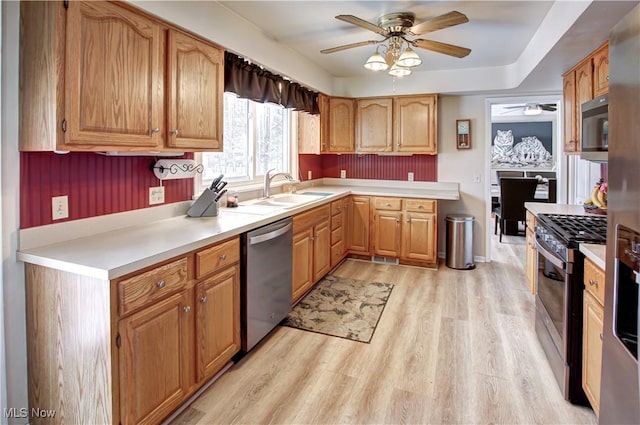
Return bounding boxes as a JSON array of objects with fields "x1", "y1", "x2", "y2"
[{"x1": 214, "y1": 189, "x2": 227, "y2": 203}]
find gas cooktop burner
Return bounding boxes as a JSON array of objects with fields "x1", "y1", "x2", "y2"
[{"x1": 537, "y1": 214, "x2": 608, "y2": 246}]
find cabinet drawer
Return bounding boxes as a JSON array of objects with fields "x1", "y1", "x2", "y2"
[
  {"x1": 331, "y1": 200, "x2": 343, "y2": 216},
  {"x1": 584, "y1": 258, "x2": 605, "y2": 305},
  {"x1": 119, "y1": 257, "x2": 188, "y2": 315},
  {"x1": 404, "y1": 199, "x2": 436, "y2": 213},
  {"x1": 196, "y1": 237, "x2": 240, "y2": 279},
  {"x1": 331, "y1": 213, "x2": 343, "y2": 230},
  {"x1": 374, "y1": 197, "x2": 402, "y2": 211},
  {"x1": 331, "y1": 227, "x2": 342, "y2": 245},
  {"x1": 331, "y1": 241, "x2": 344, "y2": 266},
  {"x1": 293, "y1": 204, "x2": 331, "y2": 233}
]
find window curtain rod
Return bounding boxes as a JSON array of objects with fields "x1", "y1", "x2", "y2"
[{"x1": 224, "y1": 52, "x2": 319, "y2": 115}]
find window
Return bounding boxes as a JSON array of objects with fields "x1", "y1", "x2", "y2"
[{"x1": 199, "y1": 93, "x2": 294, "y2": 191}]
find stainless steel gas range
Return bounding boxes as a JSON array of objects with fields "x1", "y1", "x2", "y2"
[{"x1": 534, "y1": 213, "x2": 607, "y2": 405}]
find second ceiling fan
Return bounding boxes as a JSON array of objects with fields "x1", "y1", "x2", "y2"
[{"x1": 321, "y1": 10, "x2": 472, "y2": 76}]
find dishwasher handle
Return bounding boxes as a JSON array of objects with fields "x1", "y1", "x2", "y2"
[{"x1": 249, "y1": 222, "x2": 292, "y2": 245}]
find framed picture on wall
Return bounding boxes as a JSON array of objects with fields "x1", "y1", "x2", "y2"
[{"x1": 456, "y1": 119, "x2": 471, "y2": 149}]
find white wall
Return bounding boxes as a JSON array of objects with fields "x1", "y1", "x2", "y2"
[
  {"x1": 1, "y1": 2, "x2": 27, "y2": 422},
  {"x1": 437, "y1": 95, "x2": 489, "y2": 261}
]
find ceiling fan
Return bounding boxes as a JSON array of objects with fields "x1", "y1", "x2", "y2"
[
  {"x1": 321, "y1": 10, "x2": 472, "y2": 72},
  {"x1": 502, "y1": 103, "x2": 557, "y2": 115}
]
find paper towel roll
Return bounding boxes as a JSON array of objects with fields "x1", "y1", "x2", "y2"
[{"x1": 153, "y1": 159, "x2": 203, "y2": 180}]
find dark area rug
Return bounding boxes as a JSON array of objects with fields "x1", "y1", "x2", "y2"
[{"x1": 283, "y1": 275, "x2": 394, "y2": 343}]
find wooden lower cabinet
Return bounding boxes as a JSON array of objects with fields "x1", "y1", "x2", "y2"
[
  {"x1": 583, "y1": 289, "x2": 604, "y2": 416},
  {"x1": 292, "y1": 205, "x2": 331, "y2": 302},
  {"x1": 119, "y1": 290, "x2": 192, "y2": 425},
  {"x1": 349, "y1": 196, "x2": 371, "y2": 254},
  {"x1": 525, "y1": 211, "x2": 538, "y2": 294},
  {"x1": 195, "y1": 265, "x2": 240, "y2": 381},
  {"x1": 371, "y1": 197, "x2": 438, "y2": 266},
  {"x1": 582, "y1": 257, "x2": 605, "y2": 416},
  {"x1": 25, "y1": 237, "x2": 241, "y2": 425}
]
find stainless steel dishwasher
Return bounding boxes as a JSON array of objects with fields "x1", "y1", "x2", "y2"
[{"x1": 241, "y1": 217, "x2": 293, "y2": 352}]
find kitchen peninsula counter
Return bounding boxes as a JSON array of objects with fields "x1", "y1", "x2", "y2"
[{"x1": 17, "y1": 179, "x2": 460, "y2": 280}]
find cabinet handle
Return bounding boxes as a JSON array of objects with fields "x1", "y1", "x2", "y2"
[
  {"x1": 151, "y1": 128, "x2": 160, "y2": 134},
  {"x1": 170, "y1": 129, "x2": 179, "y2": 136},
  {"x1": 600, "y1": 333, "x2": 603, "y2": 341},
  {"x1": 343, "y1": 205, "x2": 347, "y2": 210},
  {"x1": 310, "y1": 236, "x2": 315, "y2": 241},
  {"x1": 156, "y1": 280, "x2": 166, "y2": 288},
  {"x1": 219, "y1": 254, "x2": 227, "y2": 260},
  {"x1": 589, "y1": 278, "x2": 598, "y2": 287},
  {"x1": 183, "y1": 306, "x2": 191, "y2": 313},
  {"x1": 200, "y1": 296, "x2": 208, "y2": 303},
  {"x1": 418, "y1": 205, "x2": 424, "y2": 209},
  {"x1": 386, "y1": 203, "x2": 391, "y2": 207}
]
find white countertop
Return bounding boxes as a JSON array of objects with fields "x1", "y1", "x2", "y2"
[
  {"x1": 17, "y1": 181, "x2": 460, "y2": 280},
  {"x1": 524, "y1": 202, "x2": 603, "y2": 217},
  {"x1": 580, "y1": 243, "x2": 607, "y2": 270}
]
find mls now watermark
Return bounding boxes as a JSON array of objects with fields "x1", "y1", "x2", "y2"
[{"x1": 4, "y1": 407, "x2": 56, "y2": 419}]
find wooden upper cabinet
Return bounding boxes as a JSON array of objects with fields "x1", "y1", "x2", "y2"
[
  {"x1": 393, "y1": 95, "x2": 437, "y2": 154},
  {"x1": 593, "y1": 43, "x2": 609, "y2": 98},
  {"x1": 357, "y1": 98, "x2": 393, "y2": 152},
  {"x1": 328, "y1": 97, "x2": 356, "y2": 152},
  {"x1": 298, "y1": 112, "x2": 321, "y2": 154},
  {"x1": 167, "y1": 30, "x2": 224, "y2": 150},
  {"x1": 65, "y1": 1, "x2": 164, "y2": 149},
  {"x1": 563, "y1": 71, "x2": 578, "y2": 153}
]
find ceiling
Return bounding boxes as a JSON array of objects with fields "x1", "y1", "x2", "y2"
[{"x1": 218, "y1": 0, "x2": 638, "y2": 95}]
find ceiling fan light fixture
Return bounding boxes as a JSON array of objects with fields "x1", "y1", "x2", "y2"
[
  {"x1": 396, "y1": 46, "x2": 422, "y2": 67},
  {"x1": 524, "y1": 104, "x2": 543, "y2": 115},
  {"x1": 363, "y1": 50, "x2": 389, "y2": 71},
  {"x1": 388, "y1": 63, "x2": 412, "y2": 77}
]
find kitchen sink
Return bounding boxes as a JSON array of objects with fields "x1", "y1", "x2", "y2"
[{"x1": 251, "y1": 193, "x2": 324, "y2": 208}]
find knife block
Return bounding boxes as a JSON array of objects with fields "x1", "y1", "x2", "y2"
[{"x1": 187, "y1": 188, "x2": 219, "y2": 217}]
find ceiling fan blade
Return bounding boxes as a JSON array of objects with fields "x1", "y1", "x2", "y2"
[
  {"x1": 321, "y1": 40, "x2": 380, "y2": 54},
  {"x1": 408, "y1": 11, "x2": 469, "y2": 36},
  {"x1": 335, "y1": 15, "x2": 388, "y2": 36},
  {"x1": 411, "y1": 39, "x2": 471, "y2": 58}
]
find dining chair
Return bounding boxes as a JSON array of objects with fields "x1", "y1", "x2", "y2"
[{"x1": 493, "y1": 177, "x2": 539, "y2": 242}]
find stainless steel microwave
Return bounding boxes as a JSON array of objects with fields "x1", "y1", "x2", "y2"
[{"x1": 581, "y1": 94, "x2": 608, "y2": 162}]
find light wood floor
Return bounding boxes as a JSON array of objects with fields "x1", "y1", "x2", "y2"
[{"x1": 169, "y1": 233, "x2": 596, "y2": 425}]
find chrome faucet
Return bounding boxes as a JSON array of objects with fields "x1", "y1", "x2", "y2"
[{"x1": 263, "y1": 168, "x2": 294, "y2": 198}]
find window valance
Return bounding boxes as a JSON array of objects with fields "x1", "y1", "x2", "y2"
[{"x1": 224, "y1": 52, "x2": 319, "y2": 114}]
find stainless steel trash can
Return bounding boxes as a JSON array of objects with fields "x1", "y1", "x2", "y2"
[{"x1": 445, "y1": 214, "x2": 475, "y2": 270}]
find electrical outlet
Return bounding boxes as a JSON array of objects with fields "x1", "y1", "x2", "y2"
[
  {"x1": 149, "y1": 186, "x2": 165, "y2": 205},
  {"x1": 52, "y1": 196, "x2": 68, "y2": 220},
  {"x1": 307, "y1": 170, "x2": 312, "y2": 180},
  {"x1": 340, "y1": 169, "x2": 346, "y2": 179},
  {"x1": 408, "y1": 172, "x2": 414, "y2": 181}
]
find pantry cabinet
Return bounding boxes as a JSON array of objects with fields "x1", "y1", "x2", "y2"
[
  {"x1": 582, "y1": 257, "x2": 605, "y2": 416},
  {"x1": 20, "y1": 1, "x2": 224, "y2": 152},
  {"x1": 292, "y1": 205, "x2": 331, "y2": 302},
  {"x1": 562, "y1": 41, "x2": 608, "y2": 154},
  {"x1": 25, "y1": 236, "x2": 241, "y2": 425}
]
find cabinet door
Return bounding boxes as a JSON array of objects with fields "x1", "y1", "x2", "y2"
[
  {"x1": 313, "y1": 220, "x2": 331, "y2": 281},
  {"x1": 373, "y1": 210, "x2": 401, "y2": 257},
  {"x1": 393, "y1": 95, "x2": 437, "y2": 153},
  {"x1": 583, "y1": 290, "x2": 604, "y2": 417},
  {"x1": 195, "y1": 265, "x2": 240, "y2": 382},
  {"x1": 575, "y1": 59, "x2": 594, "y2": 151},
  {"x1": 65, "y1": 1, "x2": 164, "y2": 149},
  {"x1": 593, "y1": 43, "x2": 609, "y2": 97},
  {"x1": 328, "y1": 97, "x2": 355, "y2": 152},
  {"x1": 349, "y1": 196, "x2": 370, "y2": 254},
  {"x1": 119, "y1": 291, "x2": 191, "y2": 425},
  {"x1": 298, "y1": 112, "x2": 320, "y2": 154},
  {"x1": 293, "y1": 228, "x2": 313, "y2": 302},
  {"x1": 356, "y1": 98, "x2": 393, "y2": 152},
  {"x1": 402, "y1": 212, "x2": 437, "y2": 262},
  {"x1": 167, "y1": 30, "x2": 224, "y2": 150},
  {"x1": 525, "y1": 228, "x2": 537, "y2": 294},
  {"x1": 318, "y1": 93, "x2": 330, "y2": 153},
  {"x1": 563, "y1": 71, "x2": 578, "y2": 153}
]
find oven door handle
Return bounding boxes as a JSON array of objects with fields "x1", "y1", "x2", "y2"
[{"x1": 535, "y1": 239, "x2": 565, "y2": 269}]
